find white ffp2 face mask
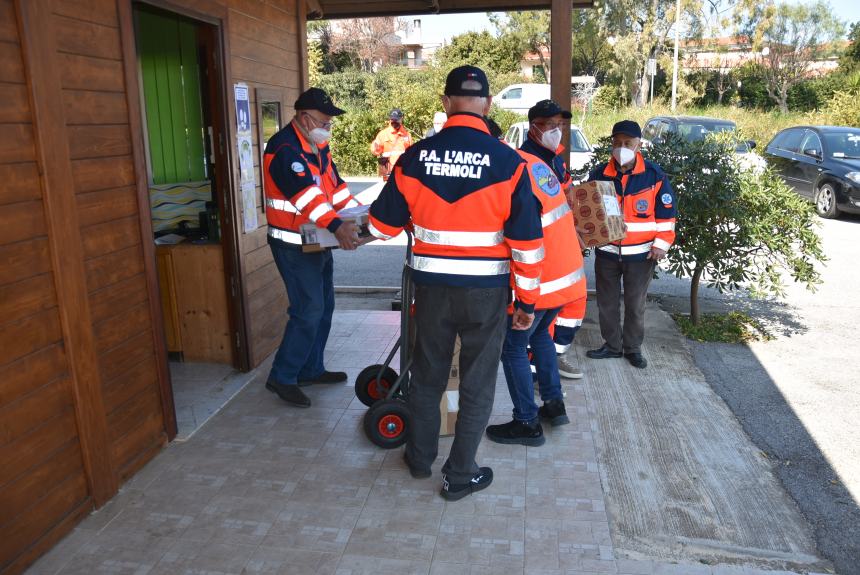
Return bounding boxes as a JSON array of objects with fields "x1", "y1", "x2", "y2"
[
  {"x1": 309, "y1": 128, "x2": 331, "y2": 145},
  {"x1": 540, "y1": 128, "x2": 562, "y2": 151},
  {"x1": 613, "y1": 146, "x2": 636, "y2": 166}
]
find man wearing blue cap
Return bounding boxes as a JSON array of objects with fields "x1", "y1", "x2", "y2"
[{"x1": 585, "y1": 120, "x2": 676, "y2": 369}]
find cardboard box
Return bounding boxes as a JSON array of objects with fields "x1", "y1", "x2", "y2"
[
  {"x1": 566, "y1": 180, "x2": 626, "y2": 248},
  {"x1": 439, "y1": 336, "x2": 461, "y2": 436},
  {"x1": 300, "y1": 204, "x2": 372, "y2": 251}
]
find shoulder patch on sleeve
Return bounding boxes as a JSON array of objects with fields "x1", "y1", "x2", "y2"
[
  {"x1": 291, "y1": 161, "x2": 305, "y2": 173},
  {"x1": 661, "y1": 192, "x2": 672, "y2": 205}
]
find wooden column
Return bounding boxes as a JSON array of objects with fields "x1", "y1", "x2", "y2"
[
  {"x1": 298, "y1": 0, "x2": 309, "y2": 89},
  {"x1": 17, "y1": 0, "x2": 118, "y2": 506},
  {"x1": 117, "y1": 0, "x2": 178, "y2": 440},
  {"x1": 551, "y1": 0, "x2": 573, "y2": 158}
]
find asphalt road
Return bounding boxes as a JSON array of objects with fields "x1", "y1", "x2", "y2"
[
  {"x1": 675, "y1": 214, "x2": 860, "y2": 575},
  {"x1": 339, "y1": 178, "x2": 860, "y2": 572}
]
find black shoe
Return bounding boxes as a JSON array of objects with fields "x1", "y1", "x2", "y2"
[
  {"x1": 441, "y1": 467, "x2": 493, "y2": 501},
  {"x1": 538, "y1": 398, "x2": 570, "y2": 427},
  {"x1": 403, "y1": 453, "x2": 431, "y2": 479},
  {"x1": 265, "y1": 380, "x2": 311, "y2": 407},
  {"x1": 624, "y1": 353, "x2": 648, "y2": 369},
  {"x1": 585, "y1": 345, "x2": 623, "y2": 360},
  {"x1": 485, "y1": 420, "x2": 545, "y2": 446},
  {"x1": 297, "y1": 370, "x2": 348, "y2": 387}
]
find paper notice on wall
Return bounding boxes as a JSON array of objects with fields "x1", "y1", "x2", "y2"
[{"x1": 234, "y1": 83, "x2": 258, "y2": 233}]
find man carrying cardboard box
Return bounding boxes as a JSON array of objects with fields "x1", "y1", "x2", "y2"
[
  {"x1": 585, "y1": 120, "x2": 677, "y2": 369},
  {"x1": 262, "y1": 88, "x2": 363, "y2": 408}
]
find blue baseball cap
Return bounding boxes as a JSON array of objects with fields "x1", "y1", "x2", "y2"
[{"x1": 611, "y1": 120, "x2": 642, "y2": 138}]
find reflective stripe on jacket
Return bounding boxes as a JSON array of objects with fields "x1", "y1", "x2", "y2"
[
  {"x1": 368, "y1": 113, "x2": 544, "y2": 312},
  {"x1": 517, "y1": 140, "x2": 586, "y2": 311},
  {"x1": 263, "y1": 120, "x2": 359, "y2": 245},
  {"x1": 588, "y1": 152, "x2": 676, "y2": 262}
]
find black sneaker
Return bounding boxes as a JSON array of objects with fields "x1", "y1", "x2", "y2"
[
  {"x1": 585, "y1": 345, "x2": 623, "y2": 360},
  {"x1": 265, "y1": 380, "x2": 311, "y2": 407},
  {"x1": 441, "y1": 467, "x2": 493, "y2": 501},
  {"x1": 297, "y1": 370, "x2": 348, "y2": 387},
  {"x1": 485, "y1": 420, "x2": 545, "y2": 446},
  {"x1": 538, "y1": 398, "x2": 570, "y2": 427}
]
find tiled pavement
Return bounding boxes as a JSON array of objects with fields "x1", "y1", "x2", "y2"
[{"x1": 27, "y1": 310, "x2": 826, "y2": 575}]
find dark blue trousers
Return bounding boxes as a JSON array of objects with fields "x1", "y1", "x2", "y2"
[{"x1": 267, "y1": 239, "x2": 334, "y2": 386}]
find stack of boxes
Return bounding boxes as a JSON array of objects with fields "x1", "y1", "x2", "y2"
[{"x1": 566, "y1": 180, "x2": 626, "y2": 247}]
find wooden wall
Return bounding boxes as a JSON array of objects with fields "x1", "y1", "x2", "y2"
[
  {"x1": 0, "y1": 0, "x2": 94, "y2": 571},
  {"x1": 0, "y1": 0, "x2": 304, "y2": 570},
  {"x1": 228, "y1": 0, "x2": 304, "y2": 367},
  {"x1": 50, "y1": 0, "x2": 169, "y2": 483}
]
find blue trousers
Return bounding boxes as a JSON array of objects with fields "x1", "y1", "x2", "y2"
[
  {"x1": 267, "y1": 240, "x2": 334, "y2": 386},
  {"x1": 501, "y1": 307, "x2": 563, "y2": 424}
]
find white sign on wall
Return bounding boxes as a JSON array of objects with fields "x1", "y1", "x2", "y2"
[{"x1": 234, "y1": 83, "x2": 258, "y2": 233}]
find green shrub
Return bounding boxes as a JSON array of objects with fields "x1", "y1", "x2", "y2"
[
  {"x1": 591, "y1": 84, "x2": 624, "y2": 113},
  {"x1": 825, "y1": 90, "x2": 860, "y2": 126}
]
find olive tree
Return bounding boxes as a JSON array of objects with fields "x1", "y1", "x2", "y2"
[{"x1": 588, "y1": 134, "x2": 825, "y2": 324}]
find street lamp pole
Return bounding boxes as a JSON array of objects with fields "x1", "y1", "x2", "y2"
[{"x1": 671, "y1": 0, "x2": 681, "y2": 111}]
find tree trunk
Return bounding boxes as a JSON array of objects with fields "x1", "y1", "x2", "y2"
[
  {"x1": 690, "y1": 265, "x2": 703, "y2": 325},
  {"x1": 717, "y1": 90, "x2": 724, "y2": 105}
]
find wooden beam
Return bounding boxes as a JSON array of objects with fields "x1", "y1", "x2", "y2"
[
  {"x1": 17, "y1": 0, "x2": 118, "y2": 506},
  {"x1": 551, "y1": 0, "x2": 573, "y2": 159},
  {"x1": 116, "y1": 0, "x2": 177, "y2": 441},
  {"x1": 311, "y1": 0, "x2": 593, "y2": 19},
  {"x1": 298, "y1": 0, "x2": 309, "y2": 88},
  {"x1": 306, "y1": 0, "x2": 323, "y2": 18}
]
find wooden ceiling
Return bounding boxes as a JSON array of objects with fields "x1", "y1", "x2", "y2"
[{"x1": 308, "y1": 0, "x2": 594, "y2": 19}]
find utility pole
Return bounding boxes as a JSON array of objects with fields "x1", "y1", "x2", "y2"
[{"x1": 671, "y1": 0, "x2": 681, "y2": 111}]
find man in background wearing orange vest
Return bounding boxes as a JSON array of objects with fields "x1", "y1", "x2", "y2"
[
  {"x1": 369, "y1": 65, "x2": 544, "y2": 501},
  {"x1": 262, "y1": 88, "x2": 362, "y2": 408},
  {"x1": 585, "y1": 120, "x2": 676, "y2": 369},
  {"x1": 486, "y1": 100, "x2": 587, "y2": 447},
  {"x1": 371, "y1": 108, "x2": 413, "y2": 180}
]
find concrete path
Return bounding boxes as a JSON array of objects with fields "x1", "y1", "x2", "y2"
[{"x1": 575, "y1": 304, "x2": 825, "y2": 572}]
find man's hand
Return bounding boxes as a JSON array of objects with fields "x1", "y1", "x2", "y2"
[
  {"x1": 647, "y1": 246, "x2": 667, "y2": 261},
  {"x1": 511, "y1": 308, "x2": 534, "y2": 331},
  {"x1": 334, "y1": 221, "x2": 360, "y2": 251}
]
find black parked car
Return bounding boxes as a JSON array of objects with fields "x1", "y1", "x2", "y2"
[
  {"x1": 642, "y1": 115, "x2": 764, "y2": 171},
  {"x1": 764, "y1": 126, "x2": 860, "y2": 218}
]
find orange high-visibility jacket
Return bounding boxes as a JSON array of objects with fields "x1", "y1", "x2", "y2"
[
  {"x1": 588, "y1": 152, "x2": 676, "y2": 261},
  {"x1": 517, "y1": 141, "x2": 586, "y2": 311},
  {"x1": 263, "y1": 120, "x2": 360, "y2": 246},
  {"x1": 371, "y1": 124, "x2": 413, "y2": 166},
  {"x1": 368, "y1": 113, "x2": 544, "y2": 312}
]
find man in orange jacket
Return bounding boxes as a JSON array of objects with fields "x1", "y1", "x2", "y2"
[
  {"x1": 486, "y1": 100, "x2": 587, "y2": 446},
  {"x1": 262, "y1": 88, "x2": 362, "y2": 408},
  {"x1": 585, "y1": 120, "x2": 676, "y2": 369},
  {"x1": 371, "y1": 108, "x2": 413, "y2": 180},
  {"x1": 369, "y1": 66, "x2": 544, "y2": 500}
]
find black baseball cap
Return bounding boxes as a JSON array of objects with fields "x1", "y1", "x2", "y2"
[
  {"x1": 528, "y1": 99, "x2": 572, "y2": 121},
  {"x1": 294, "y1": 87, "x2": 345, "y2": 117},
  {"x1": 444, "y1": 65, "x2": 490, "y2": 97},
  {"x1": 389, "y1": 108, "x2": 403, "y2": 121},
  {"x1": 612, "y1": 120, "x2": 642, "y2": 138}
]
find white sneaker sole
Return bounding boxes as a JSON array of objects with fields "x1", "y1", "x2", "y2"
[{"x1": 558, "y1": 369, "x2": 583, "y2": 380}]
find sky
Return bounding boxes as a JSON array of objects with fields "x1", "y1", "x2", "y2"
[{"x1": 417, "y1": 0, "x2": 860, "y2": 45}]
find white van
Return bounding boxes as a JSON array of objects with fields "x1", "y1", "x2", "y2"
[
  {"x1": 494, "y1": 83, "x2": 551, "y2": 115},
  {"x1": 504, "y1": 121, "x2": 594, "y2": 176}
]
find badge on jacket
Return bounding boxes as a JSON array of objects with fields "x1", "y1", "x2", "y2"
[
  {"x1": 635, "y1": 198, "x2": 649, "y2": 213},
  {"x1": 531, "y1": 163, "x2": 560, "y2": 196},
  {"x1": 661, "y1": 192, "x2": 673, "y2": 207}
]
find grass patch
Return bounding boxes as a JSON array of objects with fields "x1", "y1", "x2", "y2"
[{"x1": 672, "y1": 311, "x2": 773, "y2": 343}]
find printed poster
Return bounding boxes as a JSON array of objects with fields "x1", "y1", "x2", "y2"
[{"x1": 234, "y1": 83, "x2": 258, "y2": 233}]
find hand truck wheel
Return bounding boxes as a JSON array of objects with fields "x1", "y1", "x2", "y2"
[
  {"x1": 363, "y1": 399, "x2": 410, "y2": 449},
  {"x1": 355, "y1": 364, "x2": 399, "y2": 407}
]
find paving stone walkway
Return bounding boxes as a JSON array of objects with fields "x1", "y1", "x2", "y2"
[{"x1": 26, "y1": 309, "x2": 832, "y2": 575}]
